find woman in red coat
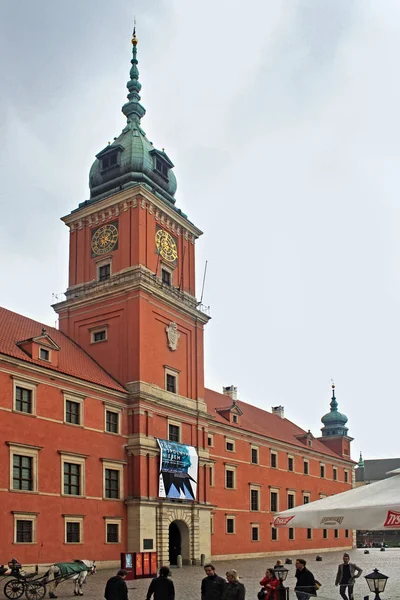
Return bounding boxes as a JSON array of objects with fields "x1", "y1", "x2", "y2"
[{"x1": 259, "y1": 569, "x2": 279, "y2": 600}]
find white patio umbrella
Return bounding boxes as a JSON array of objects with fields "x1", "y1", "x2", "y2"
[{"x1": 273, "y1": 474, "x2": 400, "y2": 530}]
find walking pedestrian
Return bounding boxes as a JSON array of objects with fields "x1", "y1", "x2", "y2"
[
  {"x1": 201, "y1": 564, "x2": 226, "y2": 600},
  {"x1": 222, "y1": 570, "x2": 245, "y2": 600},
  {"x1": 146, "y1": 566, "x2": 174, "y2": 600},
  {"x1": 104, "y1": 569, "x2": 128, "y2": 600},
  {"x1": 295, "y1": 559, "x2": 317, "y2": 600},
  {"x1": 335, "y1": 553, "x2": 363, "y2": 600},
  {"x1": 259, "y1": 568, "x2": 279, "y2": 600}
]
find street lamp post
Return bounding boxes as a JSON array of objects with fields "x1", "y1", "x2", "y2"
[
  {"x1": 273, "y1": 567, "x2": 289, "y2": 600},
  {"x1": 365, "y1": 569, "x2": 389, "y2": 600}
]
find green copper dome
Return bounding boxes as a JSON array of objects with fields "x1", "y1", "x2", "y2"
[
  {"x1": 87, "y1": 29, "x2": 177, "y2": 207},
  {"x1": 320, "y1": 384, "x2": 349, "y2": 437}
]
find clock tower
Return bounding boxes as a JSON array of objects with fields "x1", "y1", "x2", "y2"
[{"x1": 53, "y1": 29, "x2": 212, "y2": 563}]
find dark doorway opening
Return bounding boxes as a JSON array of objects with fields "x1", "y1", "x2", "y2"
[{"x1": 169, "y1": 522, "x2": 181, "y2": 565}]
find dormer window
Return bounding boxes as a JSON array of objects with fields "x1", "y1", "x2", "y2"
[
  {"x1": 101, "y1": 151, "x2": 118, "y2": 171},
  {"x1": 150, "y1": 149, "x2": 174, "y2": 182},
  {"x1": 155, "y1": 157, "x2": 169, "y2": 178},
  {"x1": 39, "y1": 348, "x2": 50, "y2": 361}
]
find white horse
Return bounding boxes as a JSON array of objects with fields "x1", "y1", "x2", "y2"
[{"x1": 46, "y1": 560, "x2": 96, "y2": 598}]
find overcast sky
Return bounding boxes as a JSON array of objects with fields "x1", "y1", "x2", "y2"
[{"x1": 1, "y1": 0, "x2": 400, "y2": 460}]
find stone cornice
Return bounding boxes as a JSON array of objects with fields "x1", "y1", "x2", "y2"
[
  {"x1": 53, "y1": 264, "x2": 210, "y2": 324},
  {"x1": 62, "y1": 185, "x2": 202, "y2": 240},
  {"x1": 126, "y1": 380, "x2": 209, "y2": 417}
]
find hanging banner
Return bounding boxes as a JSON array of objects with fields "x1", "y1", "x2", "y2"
[{"x1": 157, "y1": 439, "x2": 198, "y2": 500}]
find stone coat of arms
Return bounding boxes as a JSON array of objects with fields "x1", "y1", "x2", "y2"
[{"x1": 166, "y1": 321, "x2": 180, "y2": 351}]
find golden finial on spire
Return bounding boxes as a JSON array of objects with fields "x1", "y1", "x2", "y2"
[{"x1": 132, "y1": 17, "x2": 138, "y2": 45}]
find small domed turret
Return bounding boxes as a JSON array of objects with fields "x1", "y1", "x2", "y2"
[
  {"x1": 88, "y1": 28, "x2": 177, "y2": 206},
  {"x1": 320, "y1": 383, "x2": 349, "y2": 437}
]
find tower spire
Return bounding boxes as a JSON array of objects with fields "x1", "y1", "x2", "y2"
[
  {"x1": 330, "y1": 381, "x2": 338, "y2": 411},
  {"x1": 122, "y1": 25, "x2": 146, "y2": 123}
]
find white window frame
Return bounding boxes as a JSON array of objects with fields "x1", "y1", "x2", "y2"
[
  {"x1": 104, "y1": 405, "x2": 121, "y2": 435},
  {"x1": 91, "y1": 327, "x2": 108, "y2": 344},
  {"x1": 287, "y1": 454, "x2": 294, "y2": 472},
  {"x1": 225, "y1": 465, "x2": 236, "y2": 490},
  {"x1": 271, "y1": 525, "x2": 278, "y2": 541},
  {"x1": 270, "y1": 488, "x2": 279, "y2": 513},
  {"x1": 303, "y1": 492, "x2": 311, "y2": 504},
  {"x1": 270, "y1": 450, "x2": 278, "y2": 468},
  {"x1": 344, "y1": 469, "x2": 349, "y2": 483},
  {"x1": 209, "y1": 465, "x2": 215, "y2": 487},
  {"x1": 13, "y1": 378, "x2": 37, "y2": 416},
  {"x1": 165, "y1": 367, "x2": 179, "y2": 394},
  {"x1": 225, "y1": 438, "x2": 235, "y2": 452},
  {"x1": 160, "y1": 262, "x2": 173, "y2": 286},
  {"x1": 207, "y1": 434, "x2": 214, "y2": 447},
  {"x1": 63, "y1": 393, "x2": 84, "y2": 427},
  {"x1": 64, "y1": 515, "x2": 84, "y2": 544},
  {"x1": 60, "y1": 452, "x2": 86, "y2": 497},
  {"x1": 104, "y1": 518, "x2": 122, "y2": 544},
  {"x1": 288, "y1": 527, "x2": 295, "y2": 541},
  {"x1": 38, "y1": 347, "x2": 51, "y2": 362},
  {"x1": 303, "y1": 459, "x2": 309, "y2": 475},
  {"x1": 251, "y1": 445, "x2": 259, "y2": 465},
  {"x1": 250, "y1": 485, "x2": 261, "y2": 511},
  {"x1": 13, "y1": 512, "x2": 37, "y2": 544},
  {"x1": 334, "y1": 529, "x2": 339, "y2": 538},
  {"x1": 320, "y1": 463, "x2": 325, "y2": 478},
  {"x1": 323, "y1": 528, "x2": 328, "y2": 539},
  {"x1": 287, "y1": 491, "x2": 296, "y2": 509},
  {"x1": 226, "y1": 515, "x2": 236, "y2": 534},
  {"x1": 9, "y1": 442, "x2": 40, "y2": 493},
  {"x1": 102, "y1": 459, "x2": 124, "y2": 500},
  {"x1": 168, "y1": 419, "x2": 181, "y2": 443},
  {"x1": 333, "y1": 466, "x2": 338, "y2": 481},
  {"x1": 97, "y1": 259, "x2": 112, "y2": 282},
  {"x1": 251, "y1": 523, "x2": 260, "y2": 542}
]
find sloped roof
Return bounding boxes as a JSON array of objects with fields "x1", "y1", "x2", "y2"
[
  {"x1": 205, "y1": 388, "x2": 351, "y2": 460},
  {"x1": 0, "y1": 307, "x2": 125, "y2": 392},
  {"x1": 355, "y1": 458, "x2": 400, "y2": 482}
]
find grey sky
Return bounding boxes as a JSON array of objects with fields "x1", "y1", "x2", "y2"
[{"x1": 1, "y1": 1, "x2": 399, "y2": 459}]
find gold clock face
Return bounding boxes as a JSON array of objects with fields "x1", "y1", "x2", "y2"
[
  {"x1": 91, "y1": 223, "x2": 119, "y2": 256},
  {"x1": 155, "y1": 229, "x2": 178, "y2": 263}
]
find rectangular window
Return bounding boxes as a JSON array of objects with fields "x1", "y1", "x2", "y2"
[
  {"x1": 345, "y1": 529, "x2": 349, "y2": 538},
  {"x1": 303, "y1": 460, "x2": 309, "y2": 475},
  {"x1": 226, "y1": 517, "x2": 235, "y2": 534},
  {"x1": 66, "y1": 522, "x2": 81, "y2": 543},
  {"x1": 271, "y1": 451, "x2": 277, "y2": 468},
  {"x1": 287, "y1": 493, "x2": 295, "y2": 509},
  {"x1": 16, "y1": 519, "x2": 33, "y2": 543},
  {"x1": 250, "y1": 489, "x2": 259, "y2": 511},
  {"x1": 226, "y1": 440, "x2": 235, "y2": 452},
  {"x1": 99, "y1": 264, "x2": 111, "y2": 282},
  {"x1": 64, "y1": 462, "x2": 81, "y2": 496},
  {"x1": 209, "y1": 466, "x2": 214, "y2": 486},
  {"x1": 333, "y1": 467, "x2": 338, "y2": 481},
  {"x1": 102, "y1": 152, "x2": 118, "y2": 170},
  {"x1": 251, "y1": 448, "x2": 259, "y2": 464},
  {"x1": 320, "y1": 465, "x2": 325, "y2": 478},
  {"x1": 93, "y1": 330, "x2": 107, "y2": 343},
  {"x1": 106, "y1": 410, "x2": 119, "y2": 433},
  {"x1": 208, "y1": 435, "x2": 213, "y2": 447},
  {"x1": 307, "y1": 528, "x2": 312, "y2": 539},
  {"x1": 303, "y1": 494, "x2": 310, "y2": 504},
  {"x1": 168, "y1": 424, "x2": 180, "y2": 442},
  {"x1": 39, "y1": 348, "x2": 50, "y2": 361},
  {"x1": 251, "y1": 526, "x2": 259, "y2": 541},
  {"x1": 288, "y1": 527, "x2": 294, "y2": 540},
  {"x1": 106, "y1": 523, "x2": 119, "y2": 543},
  {"x1": 65, "y1": 400, "x2": 80, "y2": 425},
  {"x1": 15, "y1": 387, "x2": 32, "y2": 414},
  {"x1": 271, "y1": 527, "x2": 277, "y2": 541},
  {"x1": 323, "y1": 528, "x2": 328, "y2": 539},
  {"x1": 288, "y1": 456, "x2": 294, "y2": 472},
  {"x1": 232, "y1": 414, "x2": 238, "y2": 423},
  {"x1": 13, "y1": 455, "x2": 33, "y2": 491},
  {"x1": 270, "y1": 491, "x2": 278, "y2": 512},
  {"x1": 161, "y1": 268, "x2": 171, "y2": 286},
  {"x1": 166, "y1": 374, "x2": 177, "y2": 393},
  {"x1": 344, "y1": 470, "x2": 349, "y2": 483},
  {"x1": 105, "y1": 468, "x2": 120, "y2": 499},
  {"x1": 334, "y1": 529, "x2": 339, "y2": 538},
  {"x1": 225, "y1": 468, "x2": 235, "y2": 489}
]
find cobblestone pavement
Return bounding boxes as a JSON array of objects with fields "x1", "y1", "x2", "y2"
[{"x1": 2, "y1": 550, "x2": 399, "y2": 600}]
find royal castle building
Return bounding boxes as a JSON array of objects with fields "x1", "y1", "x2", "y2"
[{"x1": 0, "y1": 30, "x2": 354, "y2": 567}]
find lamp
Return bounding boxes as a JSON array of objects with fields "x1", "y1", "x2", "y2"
[
  {"x1": 365, "y1": 569, "x2": 389, "y2": 600},
  {"x1": 273, "y1": 567, "x2": 289, "y2": 600}
]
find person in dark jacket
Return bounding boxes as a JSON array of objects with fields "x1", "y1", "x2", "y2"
[
  {"x1": 201, "y1": 564, "x2": 226, "y2": 600},
  {"x1": 104, "y1": 569, "x2": 128, "y2": 600},
  {"x1": 295, "y1": 559, "x2": 317, "y2": 600},
  {"x1": 146, "y1": 566, "x2": 175, "y2": 600},
  {"x1": 222, "y1": 570, "x2": 245, "y2": 600},
  {"x1": 335, "y1": 553, "x2": 363, "y2": 600}
]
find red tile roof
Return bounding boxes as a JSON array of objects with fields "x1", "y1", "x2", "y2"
[
  {"x1": 204, "y1": 387, "x2": 351, "y2": 460},
  {"x1": 0, "y1": 307, "x2": 125, "y2": 392}
]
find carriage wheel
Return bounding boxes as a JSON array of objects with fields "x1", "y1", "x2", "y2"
[
  {"x1": 25, "y1": 582, "x2": 46, "y2": 600},
  {"x1": 4, "y1": 579, "x2": 24, "y2": 600}
]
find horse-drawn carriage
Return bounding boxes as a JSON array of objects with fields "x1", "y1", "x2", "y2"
[{"x1": 0, "y1": 559, "x2": 96, "y2": 600}]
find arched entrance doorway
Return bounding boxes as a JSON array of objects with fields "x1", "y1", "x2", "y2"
[{"x1": 168, "y1": 520, "x2": 190, "y2": 565}]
